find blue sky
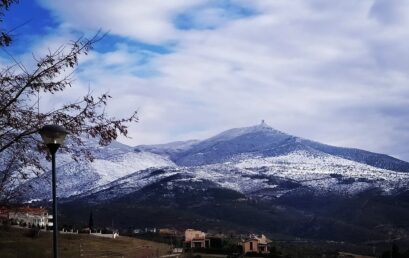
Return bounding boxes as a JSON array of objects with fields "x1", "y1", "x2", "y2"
[{"x1": 2, "y1": 0, "x2": 409, "y2": 161}]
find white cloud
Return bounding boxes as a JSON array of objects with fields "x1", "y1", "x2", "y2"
[
  {"x1": 28, "y1": 0, "x2": 409, "y2": 161},
  {"x1": 38, "y1": 0, "x2": 207, "y2": 43}
]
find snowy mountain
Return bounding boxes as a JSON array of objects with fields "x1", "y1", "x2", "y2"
[
  {"x1": 23, "y1": 122, "x2": 409, "y2": 201},
  {"x1": 77, "y1": 149, "x2": 409, "y2": 205},
  {"x1": 138, "y1": 121, "x2": 409, "y2": 172},
  {"x1": 20, "y1": 141, "x2": 175, "y2": 201}
]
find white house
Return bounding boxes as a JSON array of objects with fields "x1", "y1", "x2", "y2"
[
  {"x1": 185, "y1": 229, "x2": 210, "y2": 248},
  {"x1": 2, "y1": 206, "x2": 52, "y2": 227}
]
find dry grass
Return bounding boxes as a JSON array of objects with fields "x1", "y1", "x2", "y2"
[{"x1": 0, "y1": 227, "x2": 170, "y2": 258}]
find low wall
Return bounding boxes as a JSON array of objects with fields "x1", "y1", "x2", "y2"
[{"x1": 90, "y1": 232, "x2": 119, "y2": 239}]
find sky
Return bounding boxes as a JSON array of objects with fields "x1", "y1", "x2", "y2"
[{"x1": 2, "y1": 0, "x2": 409, "y2": 161}]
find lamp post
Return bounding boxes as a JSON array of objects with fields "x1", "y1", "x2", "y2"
[{"x1": 39, "y1": 125, "x2": 68, "y2": 258}]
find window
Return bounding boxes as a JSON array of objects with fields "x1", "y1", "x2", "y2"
[{"x1": 249, "y1": 241, "x2": 253, "y2": 250}]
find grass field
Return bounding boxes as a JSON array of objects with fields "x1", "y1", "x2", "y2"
[{"x1": 0, "y1": 226, "x2": 170, "y2": 258}]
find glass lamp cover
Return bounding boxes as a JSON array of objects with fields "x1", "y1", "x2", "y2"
[{"x1": 39, "y1": 125, "x2": 68, "y2": 145}]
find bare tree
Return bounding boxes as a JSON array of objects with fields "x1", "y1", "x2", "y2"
[
  {"x1": 0, "y1": 1, "x2": 138, "y2": 202},
  {"x1": 0, "y1": 0, "x2": 18, "y2": 47}
]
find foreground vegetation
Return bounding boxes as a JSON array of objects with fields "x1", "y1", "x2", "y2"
[{"x1": 0, "y1": 226, "x2": 170, "y2": 258}]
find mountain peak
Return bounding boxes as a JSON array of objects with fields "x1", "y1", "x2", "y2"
[
  {"x1": 253, "y1": 120, "x2": 274, "y2": 130},
  {"x1": 203, "y1": 122, "x2": 286, "y2": 146},
  {"x1": 242, "y1": 120, "x2": 285, "y2": 135}
]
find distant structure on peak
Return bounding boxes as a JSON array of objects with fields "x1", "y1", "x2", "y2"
[{"x1": 259, "y1": 120, "x2": 269, "y2": 128}]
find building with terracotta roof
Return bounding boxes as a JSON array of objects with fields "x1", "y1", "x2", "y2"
[
  {"x1": 239, "y1": 234, "x2": 272, "y2": 254},
  {"x1": 1, "y1": 206, "x2": 52, "y2": 228}
]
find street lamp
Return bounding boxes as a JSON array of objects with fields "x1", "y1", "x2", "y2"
[{"x1": 39, "y1": 125, "x2": 68, "y2": 258}]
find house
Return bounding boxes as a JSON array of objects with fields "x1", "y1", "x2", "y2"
[
  {"x1": 173, "y1": 248, "x2": 183, "y2": 254},
  {"x1": 185, "y1": 229, "x2": 210, "y2": 248},
  {"x1": 241, "y1": 239, "x2": 260, "y2": 254},
  {"x1": 239, "y1": 234, "x2": 272, "y2": 254},
  {"x1": 145, "y1": 227, "x2": 157, "y2": 233},
  {"x1": 1, "y1": 206, "x2": 52, "y2": 228},
  {"x1": 159, "y1": 228, "x2": 178, "y2": 236},
  {"x1": 132, "y1": 228, "x2": 143, "y2": 234}
]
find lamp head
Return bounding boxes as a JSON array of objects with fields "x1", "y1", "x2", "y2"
[{"x1": 39, "y1": 125, "x2": 68, "y2": 153}]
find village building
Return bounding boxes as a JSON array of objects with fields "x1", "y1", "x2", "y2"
[
  {"x1": 184, "y1": 229, "x2": 210, "y2": 248},
  {"x1": 159, "y1": 228, "x2": 179, "y2": 236},
  {"x1": 241, "y1": 239, "x2": 260, "y2": 253},
  {"x1": 173, "y1": 248, "x2": 183, "y2": 254},
  {"x1": 145, "y1": 227, "x2": 157, "y2": 233},
  {"x1": 132, "y1": 227, "x2": 159, "y2": 234},
  {"x1": 132, "y1": 228, "x2": 143, "y2": 234},
  {"x1": 239, "y1": 234, "x2": 271, "y2": 254},
  {"x1": 0, "y1": 206, "x2": 52, "y2": 228}
]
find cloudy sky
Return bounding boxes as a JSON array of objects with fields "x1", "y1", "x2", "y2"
[{"x1": 2, "y1": 0, "x2": 409, "y2": 161}]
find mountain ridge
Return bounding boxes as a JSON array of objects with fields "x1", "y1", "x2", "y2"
[
  {"x1": 21, "y1": 122, "x2": 409, "y2": 202},
  {"x1": 136, "y1": 121, "x2": 409, "y2": 172}
]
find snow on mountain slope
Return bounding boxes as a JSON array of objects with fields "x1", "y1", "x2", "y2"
[
  {"x1": 85, "y1": 151, "x2": 175, "y2": 184},
  {"x1": 21, "y1": 151, "x2": 175, "y2": 201},
  {"x1": 234, "y1": 150, "x2": 409, "y2": 195},
  {"x1": 135, "y1": 139, "x2": 199, "y2": 156},
  {"x1": 21, "y1": 122, "x2": 409, "y2": 203},
  {"x1": 166, "y1": 122, "x2": 294, "y2": 166},
  {"x1": 76, "y1": 149, "x2": 409, "y2": 203},
  {"x1": 73, "y1": 167, "x2": 182, "y2": 202},
  {"x1": 206, "y1": 120, "x2": 281, "y2": 142},
  {"x1": 143, "y1": 121, "x2": 409, "y2": 172}
]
